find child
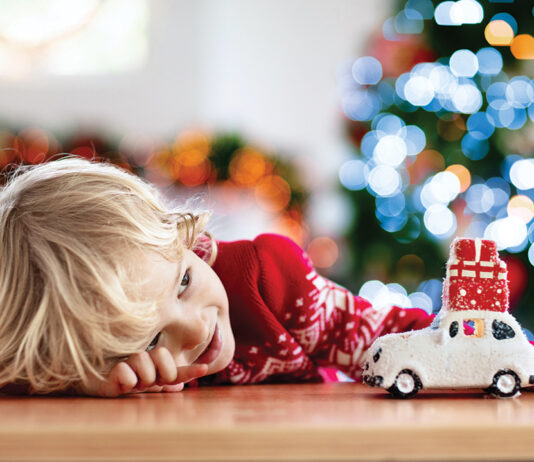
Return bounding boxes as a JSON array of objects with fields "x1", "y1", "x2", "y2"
[{"x1": 0, "y1": 157, "x2": 433, "y2": 397}]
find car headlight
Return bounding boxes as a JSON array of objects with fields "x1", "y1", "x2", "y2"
[{"x1": 373, "y1": 347, "x2": 382, "y2": 363}]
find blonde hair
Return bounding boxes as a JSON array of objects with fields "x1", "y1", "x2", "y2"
[{"x1": 0, "y1": 156, "x2": 215, "y2": 394}]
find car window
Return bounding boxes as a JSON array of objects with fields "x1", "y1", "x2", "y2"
[
  {"x1": 492, "y1": 319, "x2": 516, "y2": 340},
  {"x1": 463, "y1": 319, "x2": 484, "y2": 338},
  {"x1": 449, "y1": 321, "x2": 458, "y2": 338}
]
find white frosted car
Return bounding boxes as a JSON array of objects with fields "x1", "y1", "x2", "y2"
[{"x1": 362, "y1": 309, "x2": 534, "y2": 398}]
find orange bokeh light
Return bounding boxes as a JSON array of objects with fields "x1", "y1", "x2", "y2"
[
  {"x1": 177, "y1": 148, "x2": 208, "y2": 167},
  {"x1": 445, "y1": 164, "x2": 471, "y2": 193},
  {"x1": 510, "y1": 34, "x2": 534, "y2": 60},
  {"x1": 507, "y1": 195, "x2": 534, "y2": 224},
  {"x1": 437, "y1": 115, "x2": 466, "y2": 142},
  {"x1": 229, "y1": 147, "x2": 269, "y2": 186},
  {"x1": 272, "y1": 213, "x2": 306, "y2": 246},
  {"x1": 173, "y1": 130, "x2": 211, "y2": 154},
  {"x1": 255, "y1": 175, "x2": 291, "y2": 212},
  {"x1": 406, "y1": 149, "x2": 445, "y2": 184},
  {"x1": 307, "y1": 236, "x2": 339, "y2": 269},
  {"x1": 484, "y1": 20, "x2": 514, "y2": 46},
  {"x1": 178, "y1": 160, "x2": 211, "y2": 187}
]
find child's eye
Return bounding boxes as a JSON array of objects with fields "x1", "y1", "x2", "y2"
[
  {"x1": 178, "y1": 270, "x2": 190, "y2": 296},
  {"x1": 146, "y1": 332, "x2": 160, "y2": 352}
]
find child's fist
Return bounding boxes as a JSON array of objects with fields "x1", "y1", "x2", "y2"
[{"x1": 81, "y1": 347, "x2": 209, "y2": 397}]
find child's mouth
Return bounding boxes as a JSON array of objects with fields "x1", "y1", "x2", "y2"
[{"x1": 193, "y1": 323, "x2": 222, "y2": 365}]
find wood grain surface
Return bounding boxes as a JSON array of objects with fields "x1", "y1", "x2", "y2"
[{"x1": 1, "y1": 383, "x2": 534, "y2": 461}]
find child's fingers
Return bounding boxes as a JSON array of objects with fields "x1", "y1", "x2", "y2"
[
  {"x1": 173, "y1": 363, "x2": 209, "y2": 384},
  {"x1": 87, "y1": 361, "x2": 137, "y2": 397},
  {"x1": 113, "y1": 361, "x2": 138, "y2": 394},
  {"x1": 125, "y1": 351, "x2": 157, "y2": 389},
  {"x1": 148, "y1": 347, "x2": 179, "y2": 384},
  {"x1": 149, "y1": 347, "x2": 209, "y2": 386}
]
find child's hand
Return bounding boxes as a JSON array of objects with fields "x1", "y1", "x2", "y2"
[{"x1": 81, "y1": 347, "x2": 209, "y2": 397}]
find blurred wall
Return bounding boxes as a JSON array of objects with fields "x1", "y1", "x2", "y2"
[
  {"x1": 0, "y1": 0, "x2": 389, "y2": 237},
  {"x1": 0, "y1": 0, "x2": 388, "y2": 166}
]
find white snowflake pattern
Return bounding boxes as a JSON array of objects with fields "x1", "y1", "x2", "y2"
[
  {"x1": 296, "y1": 298, "x2": 304, "y2": 307},
  {"x1": 249, "y1": 346, "x2": 258, "y2": 354},
  {"x1": 250, "y1": 355, "x2": 309, "y2": 383}
]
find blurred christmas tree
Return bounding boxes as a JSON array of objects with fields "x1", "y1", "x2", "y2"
[{"x1": 338, "y1": 0, "x2": 534, "y2": 326}]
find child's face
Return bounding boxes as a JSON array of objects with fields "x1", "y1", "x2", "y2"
[{"x1": 136, "y1": 248, "x2": 235, "y2": 377}]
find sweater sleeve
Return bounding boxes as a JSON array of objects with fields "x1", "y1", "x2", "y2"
[{"x1": 254, "y1": 234, "x2": 433, "y2": 380}]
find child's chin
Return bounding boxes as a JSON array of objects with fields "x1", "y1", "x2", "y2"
[{"x1": 208, "y1": 335, "x2": 235, "y2": 375}]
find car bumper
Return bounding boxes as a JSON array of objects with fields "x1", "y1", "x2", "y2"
[{"x1": 363, "y1": 373, "x2": 384, "y2": 387}]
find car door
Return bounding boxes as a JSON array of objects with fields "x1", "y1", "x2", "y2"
[{"x1": 442, "y1": 316, "x2": 492, "y2": 387}]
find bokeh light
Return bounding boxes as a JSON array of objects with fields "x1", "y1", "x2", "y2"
[
  {"x1": 507, "y1": 195, "x2": 534, "y2": 224},
  {"x1": 339, "y1": 159, "x2": 369, "y2": 190},
  {"x1": 445, "y1": 164, "x2": 471, "y2": 192},
  {"x1": 449, "y1": 49, "x2": 478, "y2": 77},
  {"x1": 484, "y1": 20, "x2": 514, "y2": 46},
  {"x1": 307, "y1": 236, "x2": 339, "y2": 269},
  {"x1": 352, "y1": 56, "x2": 383, "y2": 85},
  {"x1": 475, "y1": 47, "x2": 503, "y2": 75},
  {"x1": 424, "y1": 203, "x2": 457, "y2": 237},
  {"x1": 368, "y1": 165, "x2": 402, "y2": 196},
  {"x1": 510, "y1": 159, "x2": 534, "y2": 190},
  {"x1": 510, "y1": 34, "x2": 534, "y2": 60}
]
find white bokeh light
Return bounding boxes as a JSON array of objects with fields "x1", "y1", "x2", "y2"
[
  {"x1": 450, "y1": 0, "x2": 484, "y2": 24},
  {"x1": 452, "y1": 84, "x2": 483, "y2": 113},
  {"x1": 408, "y1": 292, "x2": 433, "y2": 314},
  {"x1": 404, "y1": 75, "x2": 435, "y2": 106},
  {"x1": 510, "y1": 159, "x2": 534, "y2": 190},
  {"x1": 420, "y1": 171, "x2": 461, "y2": 208},
  {"x1": 484, "y1": 216, "x2": 527, "y2": 250},
  {"x1": 449, "y1": 49, "x2": 478, "y2": 77},
  {"x1": 368, "y1": 165, "x2": 402, "y2": 196},
  {"x1": 424, "y1": 204, "x2": 457, "y2": 237},
  {"x1": 373, "y1": 134, "x2": 408, "y2": 167}
]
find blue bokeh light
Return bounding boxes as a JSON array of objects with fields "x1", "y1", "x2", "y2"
[
  {"x1": 352, "y1": 56, "x2": 383, "y2": 85},
  {"x1": 506, "y1": 77, "x2": 534, "y2": 109},
  {"x1": 394, "y1": 9, "x2": 424, "y2": 34},
  {"x1": 467, "y1": 112, "x2": 495, "y2": 139},
  {"x1": 406, "y1": 0, "x2": 434, "y2": 19},
  {"x1": 461, "y1": 133, "x2": 489, "y2": 160},
  {"x1": 403, "y1": 125, "x2": 427, "y2": 155},
  {"x1": 476, "y1": 47, "x2": 503, "y2": 75},
  {"x1": 342, "y1": 90, "x2": 381, "y2": 121},
  {"x1": 339, "y1": 159, "x2": 369, "y2": 191}
]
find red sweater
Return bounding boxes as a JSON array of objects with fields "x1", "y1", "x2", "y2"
[{"x1": 194, "y1": 234, "x2": 433, "y2": 386}]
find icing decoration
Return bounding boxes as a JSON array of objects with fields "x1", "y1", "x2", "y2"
[{"x1": 443, "y1": 238, "x2": 509, "y2": 312}]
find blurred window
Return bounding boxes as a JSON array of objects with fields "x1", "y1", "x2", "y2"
[{"x1": 0, "y1": 0, "x2": 148, "y2": 78}]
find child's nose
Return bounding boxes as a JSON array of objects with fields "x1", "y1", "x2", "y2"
[{"x1": 173, "y1": 315, "x2": 210, "y2": 351}]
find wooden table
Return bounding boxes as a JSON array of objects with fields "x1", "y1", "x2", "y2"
[{"x1": 1, "y1": 383, "x2": 534, "y2": 461}]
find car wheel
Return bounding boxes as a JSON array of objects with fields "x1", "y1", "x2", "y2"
[
  {"x1": 487, "y1": 369, "x2": 521, "y2": 398},
  {"x1": 387, "y1": 369, "x2": 422, "y2": 399}
]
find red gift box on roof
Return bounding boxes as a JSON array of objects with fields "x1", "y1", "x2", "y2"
[{"x1": 442, "y1": 238, "x2": 509, "y2": 312}]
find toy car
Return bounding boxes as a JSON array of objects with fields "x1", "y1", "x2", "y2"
[
  {"x1": 362, "y1": 308, "x2": 534, "y2": 398},
  {"x1": 362, "y1": 237, "x2": 534, "y2": 399}
]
